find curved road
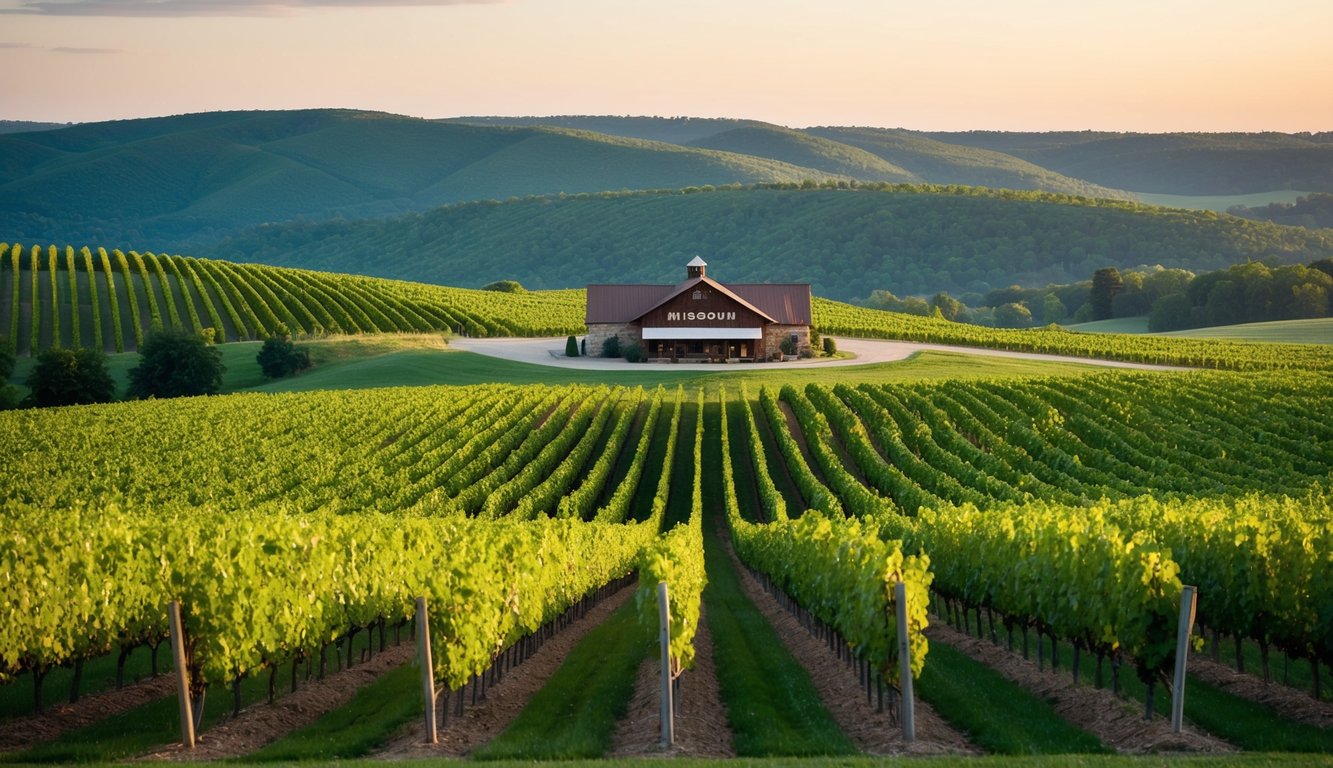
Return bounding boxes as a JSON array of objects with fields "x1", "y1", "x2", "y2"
[{"x1": 449, "y1": 336, "x2": 1189, "y2": 372}]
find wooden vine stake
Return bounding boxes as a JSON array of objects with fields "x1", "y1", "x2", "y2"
[
  {"x1": 168, "y1": 600, "x2": 195, "y2": 750},
  {"x1": 657, "y1": 582, "x2": 674, "y2": 748},
  {"x1": 417, "y1": 597, "x2": 439, "y2": 744},
  {"x1": 894, "y1": 581, "x2": 915, "y2": 744},
  {"x1": 1171, "y1": 585, "x2": 1198, "y2": 734}
]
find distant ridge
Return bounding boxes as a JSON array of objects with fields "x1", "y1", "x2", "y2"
[
  {"x1": 0, "y1": 109, "x2": 841, "y2": 248},
  {"x1": 204, "y1": 184, "x2": 1333, "y2": 301},
  {"x1": 0, "y1": 120, "x2": 70, "y2": 135}
]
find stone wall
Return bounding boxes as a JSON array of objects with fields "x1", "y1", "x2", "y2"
[
  {"x1": 761, "y1": 324, "x2": 811, "y2": 359},
  {"x1": 586, "y1": 322, "x2": 642, "y2": 357}
]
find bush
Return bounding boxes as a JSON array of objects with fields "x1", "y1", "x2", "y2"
[
  {"x1": 780, "y1": 336, "x2": 798, "y2": 356},
  {"x1": 601, "y1": 336, "x2": 621, "y2": 358},
  {"x1": 580, "y1": 337, "x2": 587, "y2": 355},
  {"x1": 127, "y1": 328, "x2": 225, "y2": 399},
  {"x1": 623, "y1": 342, "x2": 645, "y2": 363},
  {"x1": 822, "y1": 336, "x2": 837, "y2": 356},
  {"x1": 257, "y1": 327, "x2": 312, "y2": 379},
  {"x1": 481, "y1": 280, "x2": 525, "y2": 293},
  {"x1": 565, "y1": 335, "x2": 579, "y2": 357},
  {"x1": 25, "y1": 347, "x2": 116, "y2": 407},
  {"x1": 798, "y1": 347, "x2": 814, "y2": 359}
]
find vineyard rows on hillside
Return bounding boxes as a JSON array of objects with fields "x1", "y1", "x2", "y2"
[
  {"x1": 4, "y1": 242, "x2": 1333, "y2": 376},
  {"x1": 1, "y1": 372, "x2": 1331, "y2": 759}
]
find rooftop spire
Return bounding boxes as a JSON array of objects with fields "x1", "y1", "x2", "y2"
[{"x1": 686, "y1": 255, "x2": 707, "y2": 279}]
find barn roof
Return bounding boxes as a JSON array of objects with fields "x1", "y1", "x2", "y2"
[{"x1": 586, "y1": 279, "x2": 811, "y2": 325}]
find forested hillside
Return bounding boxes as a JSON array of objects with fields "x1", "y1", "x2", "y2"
[
  {"x1": 0, "y1": 110, "x2": 841, "y2": 248},
  {"x1": 205, "y1": 184, "x2": 1333, "y2": 300},
  {"x1": 925, "y1": 131, "x2": 1333, "y2": 195},
  {"x1": 1231, "y1": 193, "x2": 1333, "y2": 230},
  {"x1": 805, "y1": 127, "x2": 1130, "y2": 199}
]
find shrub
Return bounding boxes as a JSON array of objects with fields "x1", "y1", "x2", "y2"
[
  {"x1": 780, "y1": 336, "x2": 798, "y2": 356},
  {"x1": 565, "y1": 335, "x2": 579, "y2": 357},
  {"x1": 823, "y1": 336, "x2": 837, "y2": 356},
  {"x1": 482, "y1": 280, "x2": 525, "y2": 293},
  {"x1": 623, "y1": 342, "x2": 645, "y2": 363},
  {"x1": 25, "y1": 347, "x2": 116, "y2": 407},
  {"x1": 127, "y1": 328, "x2": 225, "y2": 399},
  {"x1": 257, "y1": 327, "x2": 312, "y2": 379},
  {"x1": 580, "y1": 337, "x2": 587, "y2": 355},
  {"x1": 601, "y1": 336, "x2": 621, "y2": 358}
]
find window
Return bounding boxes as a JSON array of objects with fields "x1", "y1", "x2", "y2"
[{"x1": 692, "y1": 290, "x2": 703, "y2": 300}]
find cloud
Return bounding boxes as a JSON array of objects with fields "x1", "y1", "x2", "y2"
[{"x1": 0, "y1": 0, "x2": 502, "y2": 16}]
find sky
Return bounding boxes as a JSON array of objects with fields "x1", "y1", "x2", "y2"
[{"x1": 1, "y1": 0, "x2": 1330, "y2": 131}]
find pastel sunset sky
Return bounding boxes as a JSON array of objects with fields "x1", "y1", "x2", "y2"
[{"x1": 1, "y1": 0, "x2": 1329, "y2": 131}]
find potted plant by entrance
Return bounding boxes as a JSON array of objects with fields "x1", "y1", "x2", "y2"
[{"x1": 780, "y1": 336, "x2": 798, "y2": 361}]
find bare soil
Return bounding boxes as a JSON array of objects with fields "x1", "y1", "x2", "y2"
[
  {"x1": 377, "y1": 583, "x2": 635, "y2": 758},
  {"x1": 0, "y1": 674, "x2": 175, "y2": 754},
  {"x1": 929, "y1": 622, "x2": 1235, "y2": 754},
  {"x1": 610, "y1": 604, "x2": 734, "y2": 758},
  {"x1": 728, "y1": 542, "x2": 974, "y2": 756},
  {"x1": 1189, "y1": 655, "x2": 1333, "y2": 729},
  {"x1": 140, "y1": 640, "x2": 415, "y2": 760}
]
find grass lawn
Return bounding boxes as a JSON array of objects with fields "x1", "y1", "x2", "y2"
[
  {"x1": 919, "y1": 641, "x2": 1108, "y2": 754},
  {"x1": 471, "y1": 597, "x2": 653, "y2": 760},
  {"x1": 242, "y1": 663, "x2": 420, "y2": 761},
  {"x1": 5, "y1": 332, "x2": 1130, "y2": 400},
  {"x1": 1066, "y1": 316, "x2": 1333, "y2": 345}
]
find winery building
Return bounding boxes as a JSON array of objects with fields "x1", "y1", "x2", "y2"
[{"x1": 585, "y1": 257, "x2": 812, "y2": 361}]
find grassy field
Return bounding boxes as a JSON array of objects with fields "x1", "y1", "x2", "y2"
[
  {"x1": 1065, "y1": 316, "x2": 1333, "y2": 344},
  {"x1": 1136, "y1": 190, "x2": 1314, "y2": 212},
  {"x1": 4, "y1": 335, "x2": 1112, "y2": 400}
]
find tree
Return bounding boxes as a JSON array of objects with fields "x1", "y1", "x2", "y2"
[
  {"x1": 127, "y1": 328, "x2": 225, "y2": 399},
  {"x1": 481, "y1": 280, "x2": 525, "y2": 293},
  {"x1": 1147, "y1": 293, "x2": 1194, "y2": 331},
  {"x1": 931, "y1": 292, "x2": 966, "y2": 322},
  {"x1": 993, "y1": 302, "x2": 1033, "y2": 328},
  {"x1": 1042, "y1": 293, "x2": 1067, "y2": 324},
  {"x1": 1090, "y1": 268, "x2": 1124, "y2": 320},
  {"x1": 25, "y1": 347, "x2": 115, "y2": 407},
  {"x1": 565, "y1": 335, "x2": 579, "y2": 357},
  {"x1": 257, "y1": 326, "x2": 312, "y2": 379}
]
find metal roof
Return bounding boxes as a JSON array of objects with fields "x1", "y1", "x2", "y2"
[
  {"x1": 586, "y1": 280, "x2": 811, "y2": 325},
  {"x1": 686, "y1": 255, "x2": 708, "y2": 267}
]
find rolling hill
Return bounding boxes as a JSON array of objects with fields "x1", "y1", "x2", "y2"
[
  {"x1": 0, "y1": 110, "x2": 843, "y2": 248},
  {"x1": 4, "y1": 241, "x2": 1330, "y2": 374},
  {"x1": 924, "y1": 131, "x2": 1333, "y2": 195},
  {"x1": 203, "y1": 184, "x2": 1333, "y2": 300},
  {"x1": 685, "y1": 125, "x2": 919, "y2": 183},
  {"x1": 803, "y1": 127, "x2": 1131, "y2": 199}
]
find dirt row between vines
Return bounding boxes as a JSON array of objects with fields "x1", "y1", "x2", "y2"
[
  {"x1": 727, "y1": 538, "x2": 974, "y2": 756},
  {"x1": 928, "y1": 622, "x2": 1233, "y2": 754},
  {"x1": 379, "y1": 583, "x2": 635, "y2": 758},
  {"x1": 610, "y1": 603, "x2": 734, "y2": 758},
  {"x1": 143, "y1": 640, "x2": 415, "y2": 761},
  {"x1": 1189, "y1": 655, "x2": 1333, "y2": 729},
  {"x1": 0, "y1": 673, "x2": 175, "y2": 753}
]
